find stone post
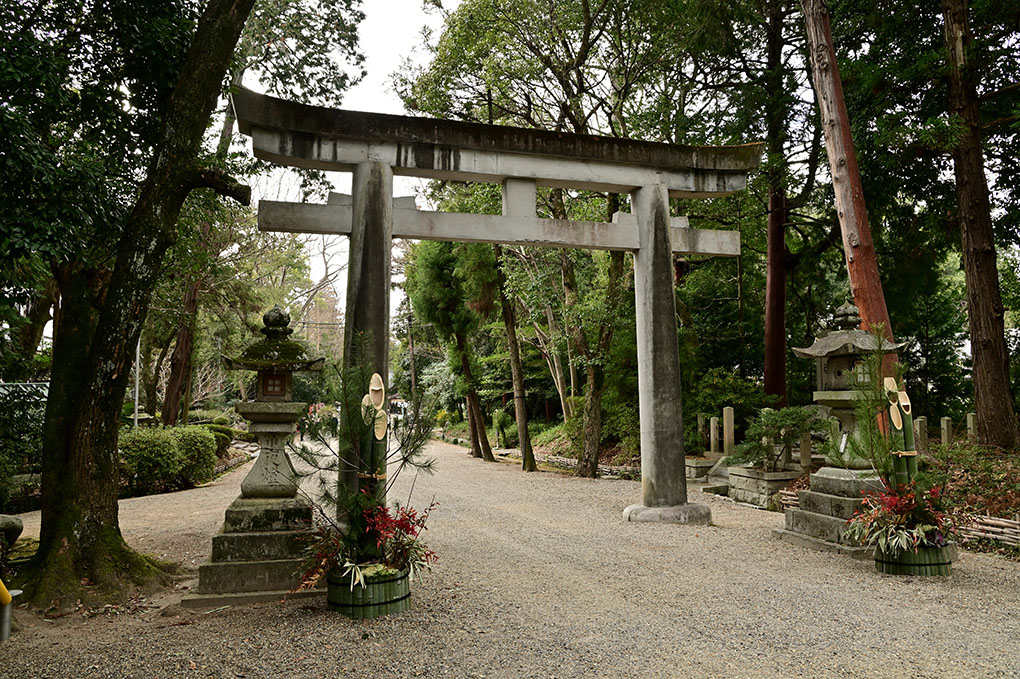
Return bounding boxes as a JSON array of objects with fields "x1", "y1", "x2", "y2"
[
  {"x1": 344, "y1": 160, "x2": 394, "y2": 374},
  {"x1": 623, "y1": 183, "x2": 709, "y2": 525},
  {"x1": 697, "y1": 413, "x2": 707, "y2": 444},
  {"x1": 723, "y1": 406, "x2": 735, "y2": 456},
  {"x1": 709, "y1": 417, "x2": 720, "y2": 456},
  {"x1": 967, "y1": 412, "x2": 977, "y2": 440},
  {"x1": 941, "y1": 416, "x2": 952, "y2": 445},
  {"x1": 342, "y1": 160, "x2": 394, "y2": 510},
  {"x1": 799, "y1": 431, "x2": 812, "y2": 470},
  {"x1": 914, "y1": 416, "x2": 928, "y2": 455}
]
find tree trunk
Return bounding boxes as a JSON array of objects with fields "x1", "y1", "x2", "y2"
[
  {"x1": 802, "y1": 0, "x2": 896, "y2": 364},
  {"x1": 574, "y1": 249, "x2": 626, "y2": 478},
  {"x1": 576, "y1": 363, "x2": 605, "y2": 477},
  {"x1": 143, "y1": 331, "x2": 174, "y2": 416},
  {"x1": 465, "y1": 395, "x2": 482, "y2": 457},
  {"x1": 763, "y1": 0, "x2": 789, "y2": 405},
  {"x1": 161, "y1": 279, "x2": 201, "y2": 426},
  {"x1": 540, "y1": 310, "x2": 572, "y2": 419},
  {"x1": 28, "y1": 0, "x2": 255, "y2": 610},
  {"x1": 942, "y1": 0, "x2": 1019, "y2": 450},
  {"x1": 764, "y1": 189, "x2": 788, "y2": 405},
  {"x1": 494, "y1": 245, "x2": 536, "y2": 471},
  {"x1": 455, "y1": 334, "x2": 494, "y2": 461}
]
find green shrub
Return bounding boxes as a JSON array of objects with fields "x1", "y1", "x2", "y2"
[
  {"x1": 209, "y1": 431, "x2": 231, "y2": 458},
  {"x1": 201, "y1": 423, "x2": 255, "y2": 443},
  {"x1": 170, "y1": 425, "x2": 218, "y2": 487},
  {"x1": 0, "y1": 386, "x2": 45, "y2": 512},
  {"x1": 212, "y1": 415, "x2": 231, "y2": 425},
  {"x1": 119, "y1": 428, "x2": 183, "y2": 494},
  {"x1": 729, "y1": 406, "x2": 825, "y2": 472}
]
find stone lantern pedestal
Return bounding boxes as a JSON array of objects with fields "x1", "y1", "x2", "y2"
[
  {"x1": 183, "y1": 307, "x2": 323, "y2": 608},
  {"x1": 774, "y1": 303, "x2": 901, "y2": 556}
]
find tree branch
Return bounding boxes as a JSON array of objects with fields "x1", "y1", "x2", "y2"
[{"x1": 188, "y1": 167, "x2": 252, "y2": 205}]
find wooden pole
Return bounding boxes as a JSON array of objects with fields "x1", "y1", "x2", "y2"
[{"x1": 801, "y1": 0, "x2": 897, "y2": 371}]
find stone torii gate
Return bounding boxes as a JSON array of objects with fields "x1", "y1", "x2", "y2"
[{"x1": 232, "y1": 87, "x2": 762, "y2": 525}]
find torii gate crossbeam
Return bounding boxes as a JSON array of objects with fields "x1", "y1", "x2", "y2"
[{"x1": 232, "y1": 88, "x2": 763, "y2": 525}]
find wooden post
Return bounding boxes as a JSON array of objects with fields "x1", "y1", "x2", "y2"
[
  {"x1": 710, "y1": 417, "x2": 720, "y2": 457},
  {"x1": 801, "y1": 0, "x2": 896, "y2": 371},
  {"x1": 941, "y1": 417, "x2": 953, "y2": 445},
  {"x1": 967, "y1": 412, "x2": 977, "y2": 440}
]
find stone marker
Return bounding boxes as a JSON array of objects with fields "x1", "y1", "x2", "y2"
[
  {"x1": 914, "y1": 416, "x2": 928, "y2": 454},
  {"x1": 710, "y1": 417, "x2": 719, "y2": 455},
  {"x1": 941, "y1": 416, "x2": 952, "y2": 445},
  {"x1": 967, "y1": 412, "x2": 976, "y2": 440},
  {"x1": 723, "y1": 406, "x2": 735, "y2": 456},
  {"x1": 799, "y1": 431, "x2": 812, "y2": 469}
]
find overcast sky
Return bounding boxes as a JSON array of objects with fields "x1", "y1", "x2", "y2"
[{"x1": 246, "y1": 1, "x2": 459, "y2": 316}]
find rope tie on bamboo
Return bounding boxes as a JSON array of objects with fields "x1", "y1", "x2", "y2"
[{"x1": 357, "y1": 472, "x2": 387, "y2": 480}]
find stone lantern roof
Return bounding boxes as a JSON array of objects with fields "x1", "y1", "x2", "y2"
[
  {"x1": 222, "y1": 306, "x2": 324, "y2": 373},
  {"x1": 792, "y1": 303, "x2": 903, "y2": 359}
]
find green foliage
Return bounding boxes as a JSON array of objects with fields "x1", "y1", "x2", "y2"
[
  {"x1": 118, "y1": 428, "x2": 184, "y2": 495},
  {"x1": 685, "y1": 368, "x2": 779, "y2": 444},
  {"x1": 0, "y1": 387, "x2": 44, "y2": 511},
  {"x1": 843, "y1": 479, "x2": 957, "y2": 557},
  {"x1": 492, "y1": 408, "x2": 513, "y2": 447},
  {"x1": 730, "y1": 406, "x2": 825, "y2": 472},
  {"x1": 932, "y1": 441, "x2": 1020, "y2": 519},
  {"x1": 292, "y1": 357, "x2": 438, "y2": 587},
  {"x1": 201, "y1": 423, "x2": 254, "y2": 443},
  {"x1": 169, "y1": 426, "x2": 218, "y2": 487},
  {"x1": 208, "y1": 430, "x2": 231, "y2": 458}
]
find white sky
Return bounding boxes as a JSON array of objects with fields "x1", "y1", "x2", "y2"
[{"x1": 245, "y1": 1, "x2": 458, "y2": 315}]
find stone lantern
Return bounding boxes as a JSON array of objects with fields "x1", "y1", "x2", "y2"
[
  {"x1": 184, "y1": 306, "x2": 323, "y2": 607},
  {"x1": 792, "y1": 303, "x2": 902, "y2": 434},
  {"x1": 222, "y1": 305, "x2": 324, "y2": 498}
]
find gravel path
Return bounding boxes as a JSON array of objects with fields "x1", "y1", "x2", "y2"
[{"x1": 3, "y1": 440, "x2": 1019, "y2": 678}]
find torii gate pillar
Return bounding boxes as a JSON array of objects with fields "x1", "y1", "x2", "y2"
[
  {"x1": 344, "y1": 161, "x2": 393, "y2": 376},
  {"x1": 624, "y1": 184, "x2": 710, "y2": 524}
]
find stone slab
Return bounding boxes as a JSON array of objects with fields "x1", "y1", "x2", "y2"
[
  {"x1": 772, "y1": 528, "x2": 874, "y2": 560},
  {"x1": 798, "y1": 489, "x2": 864, "y2": 521},
  {"x1": 223, "y1": 496, "x2": 312, "y2": 533},
  {"x1": 623, "y1": 503, "x2": 712, "y2": 525},
  {"x1": 784, "y1": 508, "x2": 856, "y2": 544},
  {"x1": 685, "y1": 458, "x2": 715, "y2": 479},
  {"x1": 181, "y1": 587, "x2": 322, "y2": 609},
  {"x1": 808, "y1": 467, "x2": 883, "y2": 499},
  {"x1": 211, "y1": 529, "x2": 313, "y2": 563},
  {"x1": 196, "y1": 558, "x2": 305, "y2": 594},
  {"x1": 700, "y1": 484, "x2": 729, "y2": 496}
]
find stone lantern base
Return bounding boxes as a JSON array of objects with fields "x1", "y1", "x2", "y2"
[{"x1": 182, "y1": 495, "x2": 318, "y2": 608}]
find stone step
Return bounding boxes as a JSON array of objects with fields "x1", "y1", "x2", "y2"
[
  {"x1": 798, "y1": 489, "x2": 865, "y2": 520},
  {"x1": 197, "y1": 557, "x2": 306, "y2": 594},
  {"x1": 784, "y1": 507, "x2": 860, "y2": 546},
  {"x1": 211, "y1": 529, "x2": 313, "y2": 563},
  {"x1": 808, "y1": 467, "x2": 883, "y2": 499},
  {"x1": 772, "y1": 528, "x2": 873, "y2": 560},
  {"x1": 181, "y1": 587, "x2": 321, "y2": 609},
  {"x1": 222, "y1": 496, "x2": 312, "y2": 533}
]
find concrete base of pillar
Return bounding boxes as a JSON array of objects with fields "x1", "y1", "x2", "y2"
[{"x1": 623, "y1": 502, "x2": 712, "y2": 525}]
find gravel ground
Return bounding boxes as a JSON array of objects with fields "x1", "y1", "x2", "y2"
[{"x1": 3, "y1": 439, "x2": 1019, "y2": 678}]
